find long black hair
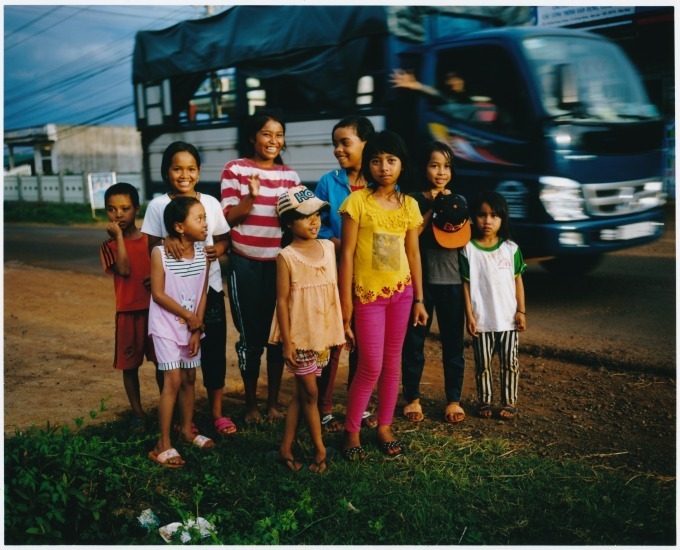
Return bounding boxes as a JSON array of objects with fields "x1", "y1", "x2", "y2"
[
  {"x1": 164, "y1": 196, "x2": 201, "y2": 239},
  {"x1": 470, "y1": 190, "x2": 512, "y2": 241},
  {"x1": 160, "y1": 141, "x2": 201, "y2": 183},
  {"x1": 242, "y1": 108, "x2": 287, "y2": 165},
  {"x1": 361, "y1": 130, "x2": 416, "y2": 199}
]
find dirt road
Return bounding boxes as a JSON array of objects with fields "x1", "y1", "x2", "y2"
[{"x1": 4, "y1": 262, "x2": 675, "y2": 477}]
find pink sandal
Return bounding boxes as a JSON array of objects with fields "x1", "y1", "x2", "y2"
[{"x1": 214, "y1": 416, "x2": 237, "y2": 436}]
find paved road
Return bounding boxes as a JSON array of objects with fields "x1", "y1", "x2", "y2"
[{"x1": 4, "y1": 213, "x2": 676, "y2": 373}]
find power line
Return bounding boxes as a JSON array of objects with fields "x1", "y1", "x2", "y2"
[
  {"x1": 4, "y1": 5, "x2": 61, "y2": 38},
  {"x1": 5, "y1": 6, "x2": 90, "y2": 52}
]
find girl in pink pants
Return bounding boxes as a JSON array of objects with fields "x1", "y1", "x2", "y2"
[{"x1": 338, "y1": 131, "x2": 428, "y2": 461}]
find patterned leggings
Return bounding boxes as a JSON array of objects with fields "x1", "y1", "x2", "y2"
[{"x1": 471, "y1": 331, "x2": 519, "y2": 406}]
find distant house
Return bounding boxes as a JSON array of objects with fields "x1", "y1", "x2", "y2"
[{"x1": 4, "y1": 124, "x2": 142, "y2": 176}]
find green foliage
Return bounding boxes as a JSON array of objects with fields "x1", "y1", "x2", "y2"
[
  {"x1": 4, "y1": 406, "x2": 676, "y2": 544},
  {"x1": 4, "y1": 201, "x2": 147, "y2": 225}
]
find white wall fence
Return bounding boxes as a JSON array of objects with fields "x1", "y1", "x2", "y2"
[{"x1": 3, "y1": 173, "x2": 145, "y2": 204}]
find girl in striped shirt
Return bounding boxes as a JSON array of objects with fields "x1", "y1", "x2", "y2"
[{"x1": 220, "y1": 110, "x2": 301, "y2": 424}]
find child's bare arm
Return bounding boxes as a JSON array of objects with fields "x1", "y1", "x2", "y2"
[
  {"x1": 105, "y1": 223, "x2": 131, "y2": 276},
  {"x1": 150, "y1": 248, "x2": 202, "y2": 329},
  {"x1": 146, "y1": 234, "x2": 162, "y2": 256},
  {"x1": 462, "y1": 281, "x2": 478, "y2": 337},
  {"x1": 515, "y1": 274, "x2": 526, "y2": 332},
  {"x1": 338, "y1": 215, "x2": 358, "y2": 349},
  {"x1": 276, "y1": 255, "x2": 299, "y2": 367},
  {"x1": 405, "y1": 227, "x2": 428, "y2": 327},
  {"x1": 205, "y1": 232, "x2": 230, "y2": 261}
]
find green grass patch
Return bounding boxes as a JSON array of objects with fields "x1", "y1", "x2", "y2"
[
  {"x1": 4, "y1": 201, "x2": 147, "y2": 225},
  {"x1": 5, "y1": 406, "x2": 675, "y2": 545}
]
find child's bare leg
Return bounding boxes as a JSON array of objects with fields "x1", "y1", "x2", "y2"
[
  {"x1": 154, "y1": 370, "x2": 183, "y2": 465},
  {"x1": 154, "y1": 365, "x2": 164, "y2": 394},
  {"x1": 177, "y1": 368, "x2": 198, "y2": 443},
  {"x1": 276, "y1": 382, "x2": 302, "y2": 471},
  {"x1": 243, "y1": 378, "x2": 262, "y2": 423},
  {"x1": 266, "y1": 361, "x2": 285, "y2": 422},
  {"x1": 298, "y1": 373, "x2": 326, "y2": 472},
  {"x1": 122, "y1": 368, "x2": 144, "y2": 418}
]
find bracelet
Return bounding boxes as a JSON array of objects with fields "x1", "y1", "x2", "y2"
[
  {"x1": 414, "y1": 299, "x2": 425, "y2": 304},
  {"x1": 516, "y1": 310, "x2": 526, "y2": 314}
]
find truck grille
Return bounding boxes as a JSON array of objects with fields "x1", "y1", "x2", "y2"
[{"x1": 582, "y1": 179, "x2": 664, "y2": 216}]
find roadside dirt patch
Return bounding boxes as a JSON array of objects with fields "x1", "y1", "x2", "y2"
[{"x1": 3, "y1": 264, "x2": 676, "y2": 478}]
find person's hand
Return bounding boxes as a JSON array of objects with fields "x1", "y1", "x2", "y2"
[
  {"x1": 106, "y1": 222, "x2": 123, "y2": 239},
  {"x1": 188, "y1": 331, "x2": 201, "y2": 357},
  {"x1": 163, "y1": 235, "x2": 184, "y2": 261},
  {"x1": 390, "y1": 69, "x2": 421, "y2": 91},
  {"x1": 142, "y1": 275, "x2": 151, "y2": 291},
  {"x1": 344, "y1": 323, "x2": 355, "y2": 352},
  {"x1": 412, "y1": 303, "x2": 428, "y2": 327},
  {"x1": 282, "y1": 340, "x2": 299, "y2": 369},
  {"x1": 185, "y1": 313, "x2": 203, "y2": 332},
  {"x1": 248, "y1": 174, "x2": 260, "y2": 199},
  {"x1": 204, "y1": 245, "x2": 218, "y2": 262},
  {"x1": 515, "y1": 312, "x2": 526, "y2": 332},
  {"x1": 466, "y1": 317, "x2": 478, "y2": 338}
]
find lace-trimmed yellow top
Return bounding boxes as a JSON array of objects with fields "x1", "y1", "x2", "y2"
[{"x1": 339, "y1": 188, "x2": 423, "y2": 304}]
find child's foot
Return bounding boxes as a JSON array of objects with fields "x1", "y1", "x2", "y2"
[
  {"x1": 361, "y1": 410, "x2": 378, "y2": 428},
  {"x1": 477, "y1": 403, "x2": 493, "y2": 419},
  {"x1": 403, "y1": 400, "x2": 424, "y2": 422},
  {"x1": 149, "y1": 446, "x2": 185, "y2": 468},
  {"x1": 376, "y1": 425, "x2": 404, "y2": 458},
  {"x1": 129, "y1": 417, "x2": 145, "y2": 433},
  {"x1": 265, "y1": 405, "x2": 285, "y2": 424},
  {"x1": 308, "y1": 448, "x2": 329, "y2": 474},
  {"x1": 269, "y1": 450, "x2": 302, "y2": 472},
  {"x1": 341, "y1": 430, "x2": 366, "y2": 461},
  {"x1": 499, "y1": 405, "x2": 517, "y2": 420},
  {"x1": 444, "y1": 402, "x2": 466, "y2": 424},
  {"x1": 213, "y1": 416, "x2": 237, "y2": 436},
  {"x1": 244, "y1": 407, "x2": 263, "y2": 425}
]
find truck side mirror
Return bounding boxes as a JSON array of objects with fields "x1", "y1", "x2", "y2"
[{"x1": 555, "y1": 63, "x2": 579, "y2": 109}]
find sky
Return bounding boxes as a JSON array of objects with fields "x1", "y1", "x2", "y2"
[{"x1": 3, "y1": 4, "x2": 232, "y2": 131}]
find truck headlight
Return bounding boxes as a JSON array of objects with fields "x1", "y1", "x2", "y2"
[{"x1": 539, "y1": 176, "x2": 588, "y2": 221}]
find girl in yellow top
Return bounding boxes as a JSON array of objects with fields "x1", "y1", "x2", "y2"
[{"x1": 338, "y1": 131, "x2": 428, "y2": 461}]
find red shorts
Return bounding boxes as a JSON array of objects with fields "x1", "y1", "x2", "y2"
[{"x1": 114, "y1": 310, "x2": 156, "y2": 370}]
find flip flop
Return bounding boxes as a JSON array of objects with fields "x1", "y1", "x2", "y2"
[
  {"x1": 190, "y1": 434, "x2": 215, "y2": 449},
  {"x1": 267, "y1": 450, "x2": 302, "y2": 472},
  {"x1": 341, "y1": 445, "x2": 367, "y2": 462},
  {"x1": 149, "y1": 448, "x2": 184, "y2": 469},
  {"x1": 308, "y1": 447, "x2": 336, "y2": 474},
  {"x1": 499, "y1": 405, "x2": 517, "y2": 420},
  {"x1": 379, "y1": 440, "x2": 405, "y2": 460},
  {"x1": 361, "y1": 411, "x2": 378, "y2": 429},
  {"x1": 321, "y1": 413, "x2": 344, "y2": 433},
  {"x1": 403, "y1": 402, "x2": 424, "y2": 422},
  {"x1": 214, "y1": 416, "x2": 237, "y2": 436},
  {"x1": 477, "y1": 403, "x2": 493, "y2": 419},
  {"x1": 444, "y1": 403, "x2": 466, "y2": 424}
]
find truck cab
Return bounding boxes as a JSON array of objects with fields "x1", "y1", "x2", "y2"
[{"x1": 393, "y1": 27, "x2": 666, "y2": 272}]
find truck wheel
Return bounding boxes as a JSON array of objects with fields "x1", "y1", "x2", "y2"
[{"x1": 540, "y1": 255, "x2": 603, "y2": 276}]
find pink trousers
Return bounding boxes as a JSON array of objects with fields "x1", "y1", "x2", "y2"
[{"x1": 344, "y1": 285, "x2": 413, "y2": 433}]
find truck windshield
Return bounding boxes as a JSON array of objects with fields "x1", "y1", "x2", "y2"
[{"x1": 522, "y1": 35, "x2": 659, "y2": 122}]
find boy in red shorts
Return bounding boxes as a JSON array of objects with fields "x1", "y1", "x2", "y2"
[{"x1": 100, "y1": 182, "x2": 161, "y2": 431}]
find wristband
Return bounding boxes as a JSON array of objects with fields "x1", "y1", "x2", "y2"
[
  {"x1": 516, "y1": 310, "x2": 525, "y2": 314},
  {"x1": 413, "y1": 299, "x2": 425, "y2": 304}
]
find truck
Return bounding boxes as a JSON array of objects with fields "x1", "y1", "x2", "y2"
[{"x1": 132, "y1": 5, "x2": 667, "y2": 274}]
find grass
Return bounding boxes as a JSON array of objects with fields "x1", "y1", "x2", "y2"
[
  {"x1": 4, "y1": 201, "x2": 147, "y2": 225},
  {"x1": 4, "y1": 401, "x2": 675, "y2": 545}
]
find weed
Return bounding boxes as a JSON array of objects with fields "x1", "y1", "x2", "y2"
[{"x1": 4, "y1": 404, "x2": 676, "y2": 544}]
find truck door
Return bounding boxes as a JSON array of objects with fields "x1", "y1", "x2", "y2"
[{"x1": 418, "y1": 42, "x2": 541, "y2": 190}]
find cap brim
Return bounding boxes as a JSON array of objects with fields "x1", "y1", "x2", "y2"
[
  {"x1": 432, "y1": 219, "x2": 471, "y2": 248},
  {"x1": 296, "y1": 198, "x2": 330, "y2": 216}
]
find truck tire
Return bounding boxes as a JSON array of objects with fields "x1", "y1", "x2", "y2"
[{"x1": 540, "y1": 255, "x2": 603, "y2": 276}]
